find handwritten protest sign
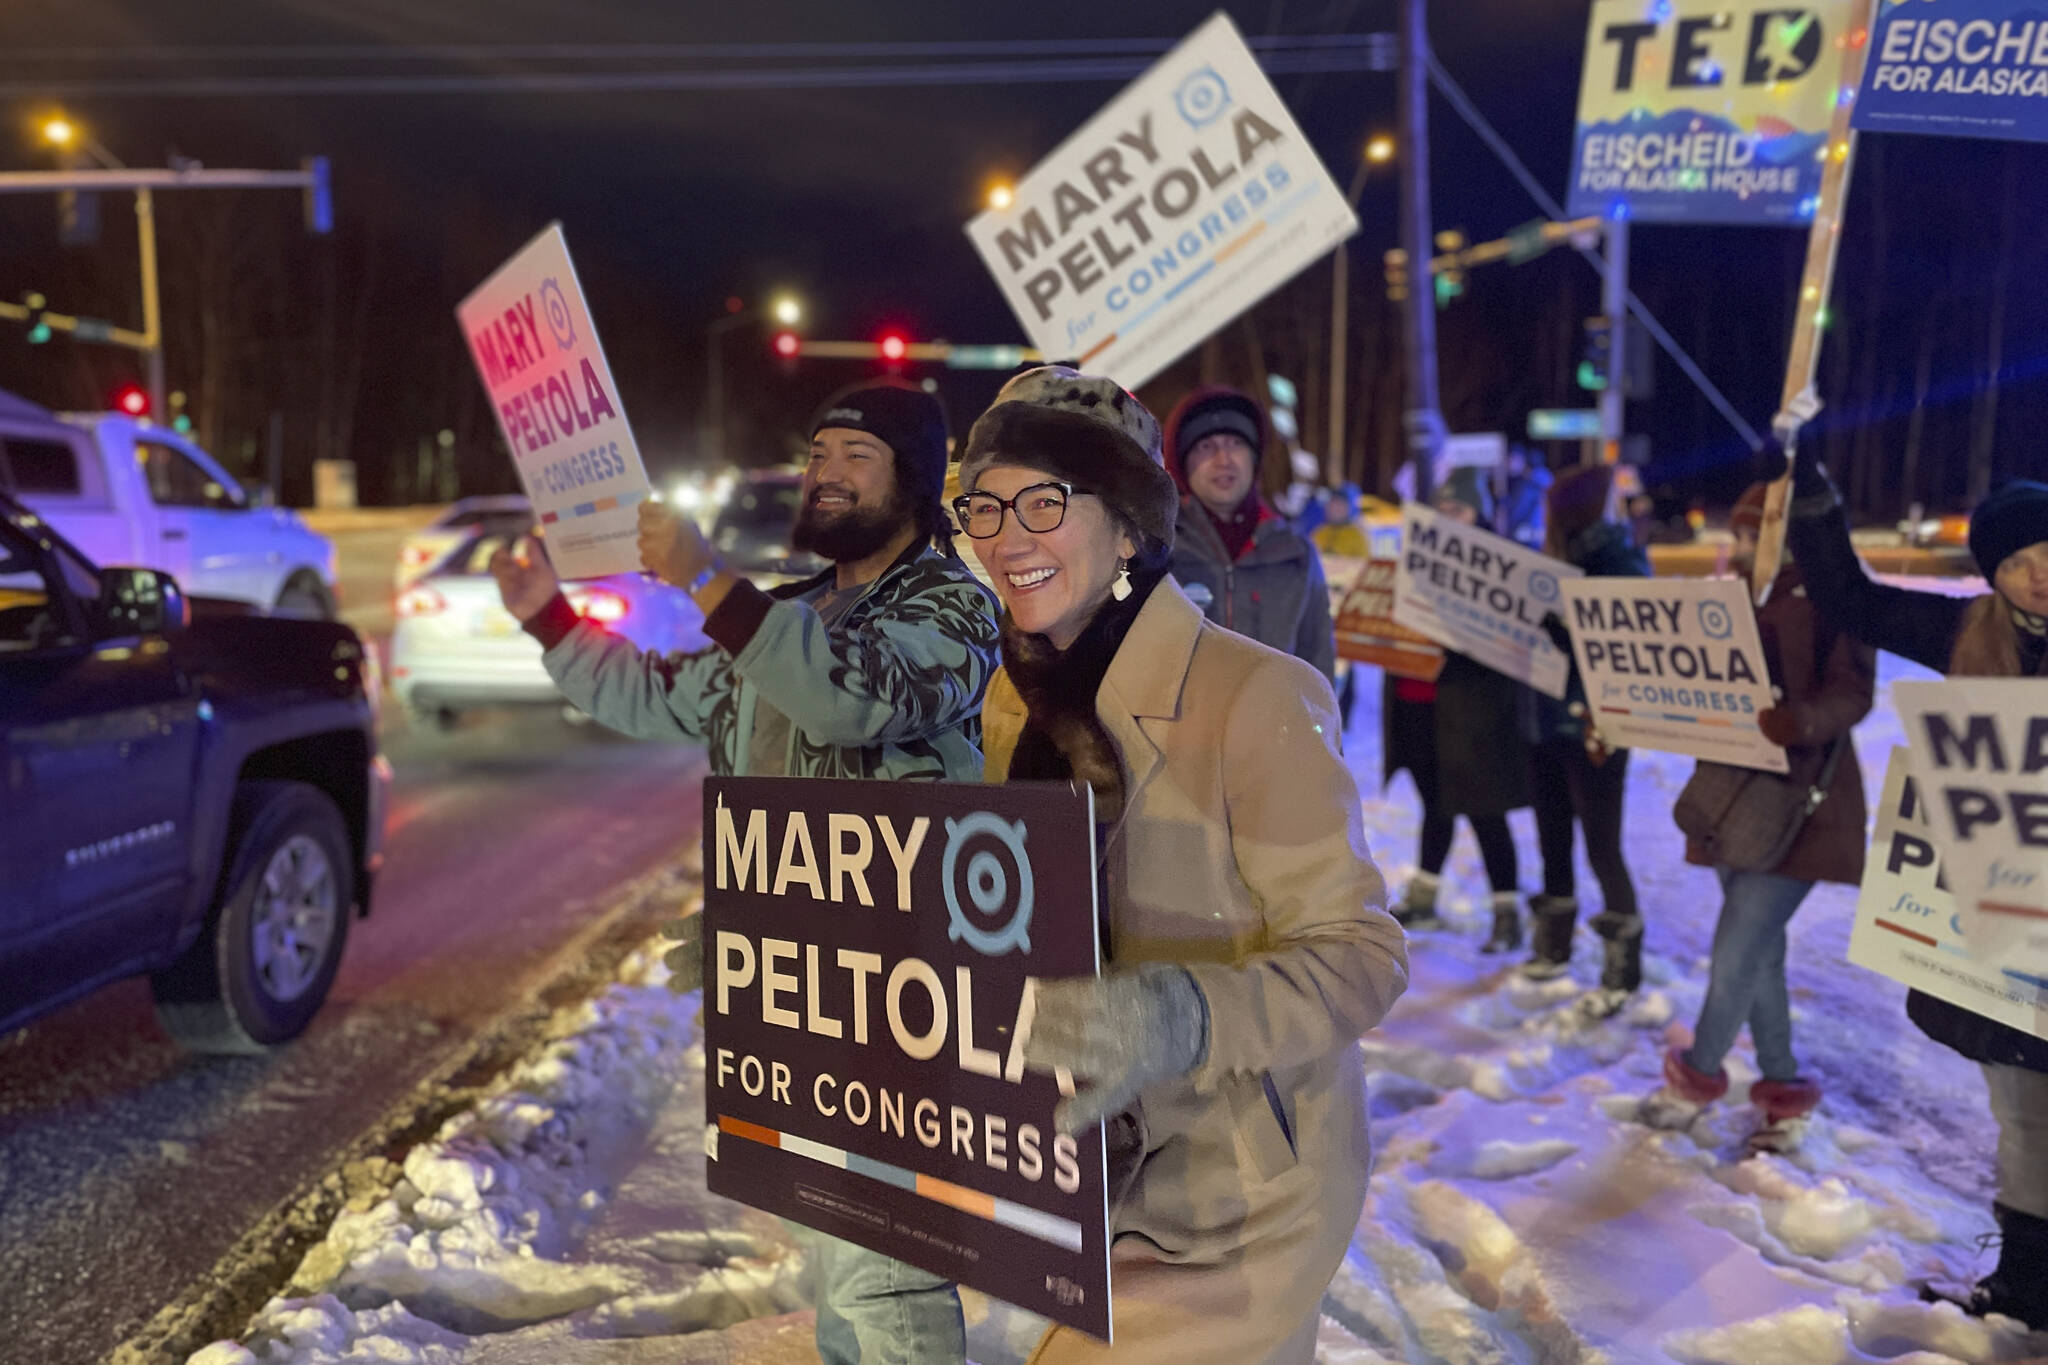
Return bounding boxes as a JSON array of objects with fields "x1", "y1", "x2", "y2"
[
  {"x1": 1334, "y1": 559, "x2": 1444, "y2": 681},
  {"x1": 964, "y1": 13, "x2": 1357, "y2": 390},
  {"x1": 1392, "y1": 501, "x2": 1581, "y2": 698},
  {"x1": 703, "y1": 777, "x2": 1112, "y2": 1339},
  {"x1": 457, "y1": 224, "x2": 652, "y2": 580},
  {"x1": 1896, "y1": 678, "x2": 2048, "y2": 970},
  {"x1": 1560, "y1": 577, "x2": 1786, "y2": 772},
  {"x1": 1848, "y1": 749, "x2": 2048, "y2": 1044}
]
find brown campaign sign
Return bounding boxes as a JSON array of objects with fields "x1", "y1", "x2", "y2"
[
  {"x1": 1335, "y1": 559, "x2": 1444, "y2": 682},
  {"x1": 702, "y1": 776, "x2": 1111, "y2": 1339}
]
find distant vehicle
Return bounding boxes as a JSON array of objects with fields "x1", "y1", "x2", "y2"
[
  {"x1": 0, "y1": 388, "x2": 339, "y2": 618},
  {"x1": 394, "y1": 494, "x2": 537, "y2": 589},
  {"x1": 0, "y1": 491, "x2": 387, "y2": 1050},
  {"x1": 708, "y1": 469, "x2": 827, "y2": 587},
  {"x1": 388, "y1": 526, "x2": 707, "y2": 727}
]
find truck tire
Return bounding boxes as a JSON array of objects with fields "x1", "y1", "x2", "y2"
[
  {"x1": 150, "y1": 781, "x2": 354, "y2": 1054},
  {"x1": 275, "y1": 572, "x2": 337, "y2": 620}
]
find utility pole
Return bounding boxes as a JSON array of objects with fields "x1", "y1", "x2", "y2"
[
  {"x1": 1599, "y1": 217, "x2": 1628, "y2": 466},
  {"x1": 1397, "y1": 0, "x2": 1443, "y2": 503}
]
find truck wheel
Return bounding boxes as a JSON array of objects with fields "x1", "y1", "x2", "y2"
[
  {"x1": 150, "y1": 781, "x2": 354, "y2": 1054},
  {"x1": 275, "y1": 572, "x2": 337, "y2": 620}
]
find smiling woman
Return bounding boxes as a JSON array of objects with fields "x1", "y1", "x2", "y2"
[{"x1": 955, "y1": 366, "x2": 1408, "y2": 1364}]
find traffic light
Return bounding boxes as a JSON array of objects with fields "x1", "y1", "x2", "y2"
[
  {"x1": 22, "y1": 292, "x2": 50, "y2": 344},
  {"x1": 114, "y1": 383, "x2": 149, "y2": 417},
  {"x1": 1577, "y1": 317, "x2": 1612, "y2": 392},
  {"x1": 1433, "y1": 270, "x2": 1464, "y2": 310},
  {"x1": 1382, "y1": 249, "x2": 1408, "y2": 302},
  {"x1": 878, "y1": 332, "x2": 908, "y2": 363},
  {"x1": 772, "y1": 330, "x2": 800, "y2": 358}
]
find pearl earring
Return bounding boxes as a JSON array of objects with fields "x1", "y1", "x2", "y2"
[{"x1": 1110, "y1": 560, "x2": 1132, "y2": 601}]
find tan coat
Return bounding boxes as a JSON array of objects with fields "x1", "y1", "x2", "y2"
[{"x1": 984, "y1": 580, "x2": 1410, "y2": 1364}]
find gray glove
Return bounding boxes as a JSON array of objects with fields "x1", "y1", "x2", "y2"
[
  {"x1": 1024, "y1": 965, "x2": 1210, "y2": 1135},
  {"x1": 660, "y1": 914, "x2": 704, "y2": 994}
]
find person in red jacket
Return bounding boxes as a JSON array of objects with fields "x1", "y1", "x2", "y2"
[{"x1": 1640, "y1": 483, "x2": 1876, "y2": 1152}]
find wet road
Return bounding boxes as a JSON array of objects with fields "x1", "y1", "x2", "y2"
[{"x1": 0, "y1": 525, "x2": 708, "y2": 1365}]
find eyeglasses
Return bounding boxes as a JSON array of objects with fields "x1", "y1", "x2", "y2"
[{"x1": 951, "y1": 481, "x2": 1093, "y2": 539}]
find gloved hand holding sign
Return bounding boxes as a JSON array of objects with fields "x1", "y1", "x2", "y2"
[{"x1": 1024, "y1": 965, "x2": 1210, "y2": 1135}]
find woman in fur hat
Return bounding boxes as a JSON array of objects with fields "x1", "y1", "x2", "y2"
[{"x1": 954, "y1": 367, "x2": 1409, "y2": 1363}]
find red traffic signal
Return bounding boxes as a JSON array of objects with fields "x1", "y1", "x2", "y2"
[
  {"x1": 772, "y1": 331, "x2": 800, "y2": 358},
  {"x1": 878, "y1": 333, "x2": 908, "y2": 363},
  {"x1": 114, "y1": 383, "x2": 149, "y2": 417}
]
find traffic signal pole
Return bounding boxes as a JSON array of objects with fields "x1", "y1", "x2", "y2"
[
  {"x1": 1397, "y1": 0, "x2": 1443, "y2": 504},
  {"x1": 1600, "y1": 217, "x2": 1628, "y2": 467},
  {"x1": 0, "y1": 161, "x2": 330, "y2": 420}
]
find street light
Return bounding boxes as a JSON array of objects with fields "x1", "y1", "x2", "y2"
[
  {"x1": 704, "y1": 291, "x2": 806, "y2": 460},
  {"x1": 986, "y1": 182, "x2": 1016, "y2": 211},
  {"x1": 1328, "y1": 135, "x2": 1400, "y2": 486},
  {"x1": 37, "y1": 113, "x2": 166, "y2": 424}
]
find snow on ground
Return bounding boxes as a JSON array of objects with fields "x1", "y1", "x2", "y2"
[{"x1": 185, "y1": 652, "x2": 2048, "y2": 1364}]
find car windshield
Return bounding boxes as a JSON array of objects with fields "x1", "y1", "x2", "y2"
[
  {"x1": 438, "y1": 502, "x2": 531, "y2": 531},
  {"x1": 442, "y1": 529, "x2": 545, "y2": 578},
  {"x1": 716, "y1": 481, "x2": 803, "y2": 531}
]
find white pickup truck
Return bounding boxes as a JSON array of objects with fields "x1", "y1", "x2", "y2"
[{"x1": 0, "y1": 388, "x2": 338, "y2": 616}]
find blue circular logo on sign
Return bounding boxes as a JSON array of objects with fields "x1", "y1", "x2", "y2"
[
  {"x1": 540, "y1": 277, "x2": 576, "y2": 352},
  {"x1": 942, "y1": 813, "x2": 1034, "y2": 956},
  {"x1": 1528, "y1": 570, "x2": 1561, "y2": 604},
  {"x1": 1698, "y1": 600, "x2": 1735, "y2": 640},
  {"x1": 1175, "y1": 66, "x2": 1232, "y2": 129}
]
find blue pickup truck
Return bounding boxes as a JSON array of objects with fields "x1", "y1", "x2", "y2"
[{"x1": 0, "y1": 490, "x2": 388, "y2": 1051}]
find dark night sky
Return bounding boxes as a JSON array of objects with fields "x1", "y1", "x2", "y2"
[{"x1": 1, "y1": 1, "x2": 2042, "y2": 511}]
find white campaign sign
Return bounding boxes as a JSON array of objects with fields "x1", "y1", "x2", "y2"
[
  {"x1": 1391, "y1": 501, "x2": 1581, "y2": 699},
  {"x1": 1561, "y1": 577, "x2": 1787, "y2": 773},
  {"x1": 1896, "y1": 678, "x2": 2048, "y2": 967},
  {"x1": 1848, "y1": 749, "x2": 2048, "y2": 1044},
  {"x1": 964, "y1": 12, "x2": 1357, "y2": 390},
  {"x1": 457, "y1": 224, "x2": 652, "y2": 580}
]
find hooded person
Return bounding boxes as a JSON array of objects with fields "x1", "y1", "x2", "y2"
[
  {"x1": 1786, "y1": 444, "x2": 2048, "y2": 1329},
  {"x1": 1162, "y1": 386, "x2": 1336, "y2": 685},
  {"x1": 955, "y1": 366, "x2": 1408, "y2": 1363},
  {"x1": 1381, "y1": 471, "x2": 1531, "y2": 950},
  {"x1": 1511, "y1": 462, "x2": 1651, "y2": 1016},
  {"x1": 490, "y1": 378, "x2": 999, "y2": 1365}
]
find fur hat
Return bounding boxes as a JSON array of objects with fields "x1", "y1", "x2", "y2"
[
  {"x1": 1731, "y1": 481, "x2": 1771, "y2": 537},
  {"x1": 1968, "y1": 479, "x2": 2048, "y2": 582},
  {"x1": 959, "y1": 366, "x2": 1178, "y2": 561}
]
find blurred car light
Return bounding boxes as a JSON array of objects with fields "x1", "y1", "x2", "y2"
[
  {"x1": 396, "y1": 585, "x2": 447, "y2": 618},
  {"x1": 570, "y1": 587, "x2": 629, "y2": 624}
]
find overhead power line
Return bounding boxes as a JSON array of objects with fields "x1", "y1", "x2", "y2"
[{"x1": 0, "y1": 49, "x2": 1398, "y2": 100}]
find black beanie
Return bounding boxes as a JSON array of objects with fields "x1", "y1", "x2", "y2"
[
  {"x1": 810, "y1": 381, "x2": 950, "y2": 513},
  {"x1": 1170, "y1": 389, "x2": 1265, "y2": 475},
  {"x1": 1969, "y1": 479, "x2": 2048, "y2": 581}
]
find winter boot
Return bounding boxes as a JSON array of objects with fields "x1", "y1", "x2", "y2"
[
  {"x1": 1745, "y1": 1077, "x2": 1823, "y2": 1154},
  {"x1": 1393, "y1": 872, "x2": 1444, "y2": 931},
  {"x1": 1481, "y1": 892, "x2": 1523, "y2": 954},
  {"x1": 1520, "y1": 895, "x2": 1578, "y2": 979},
  {"x1": 1579, "y1": 911, "x2": 1644, "y2": 1018},
  {"x1": 1640, "y1": 1047, "x2": 1729, "y2": 1130},
  {"x1": 1969, "y1": 1203, "x2": 2048, "y2": 1331}
]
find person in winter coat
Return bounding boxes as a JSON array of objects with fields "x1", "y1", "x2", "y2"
[
  {"x1": 1163, "y1": 387, "x2": 1337, "y2": 685},
  {"x1": 492, "y1": 381, "x2": 997, "y2": 1365},
  {"x1": 1642, "y1": 483, "x2": 1875, "y2": 1151},
  {"x1": 1786, "y1": 444, "x2": 2048, "y2": 1330},
  {"x1": 1519, "y1": 463, "x2": 1651, "y2": 1013},
  {"x1": 1495, "y1": 444, "x2": 1551, "y2": 551},
  {"x1": 955, "y1": 366, "x2": 1409, "y2": 1364},
  {"x1": 1384, "y1": 468, "x2": 1530, "y2": 945}
]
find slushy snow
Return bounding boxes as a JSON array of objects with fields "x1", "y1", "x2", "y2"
[{"x1": 184, "y1": 652, "x2": 2047, "y2": 1363}]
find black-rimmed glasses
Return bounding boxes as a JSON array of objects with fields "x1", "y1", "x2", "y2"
[{"x1": 951, "y1": 481, "x2": 1093, "y2": 539}]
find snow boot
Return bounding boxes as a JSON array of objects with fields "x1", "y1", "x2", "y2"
[
  {"x1": 1579, "y1": 911, "x2": 1644, "y2": 1017},
  {"x1": 1481, "y1": 892, "x2": 1523, "y2": 954},
  {"x1": 1520, "y1": 895, "x2": 1578, "y2": 979},
  {"x1": 1966, "y1": 1204, "x2": 2048, "y2": 1331},
  {"x1": 1393, "y1": 872, "x2": 1444, "y2": 932},
  {"x1": 1745, "y1": 1077, "x2": 1823, "y2": 1155},
  {"x1": 1640, "y1": 1047, "x2": 1729, "y2": 1130}
]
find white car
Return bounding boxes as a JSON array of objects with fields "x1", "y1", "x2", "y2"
[
  {"x1": 388, "y1": 525, "x2": 707, "y2": 726},
  {"x1": 394, "y1": 494, "x2": 538, "y2": 589},
  {"x1": 0, "y1": 388, "x2": 338, "y2": 616}
]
